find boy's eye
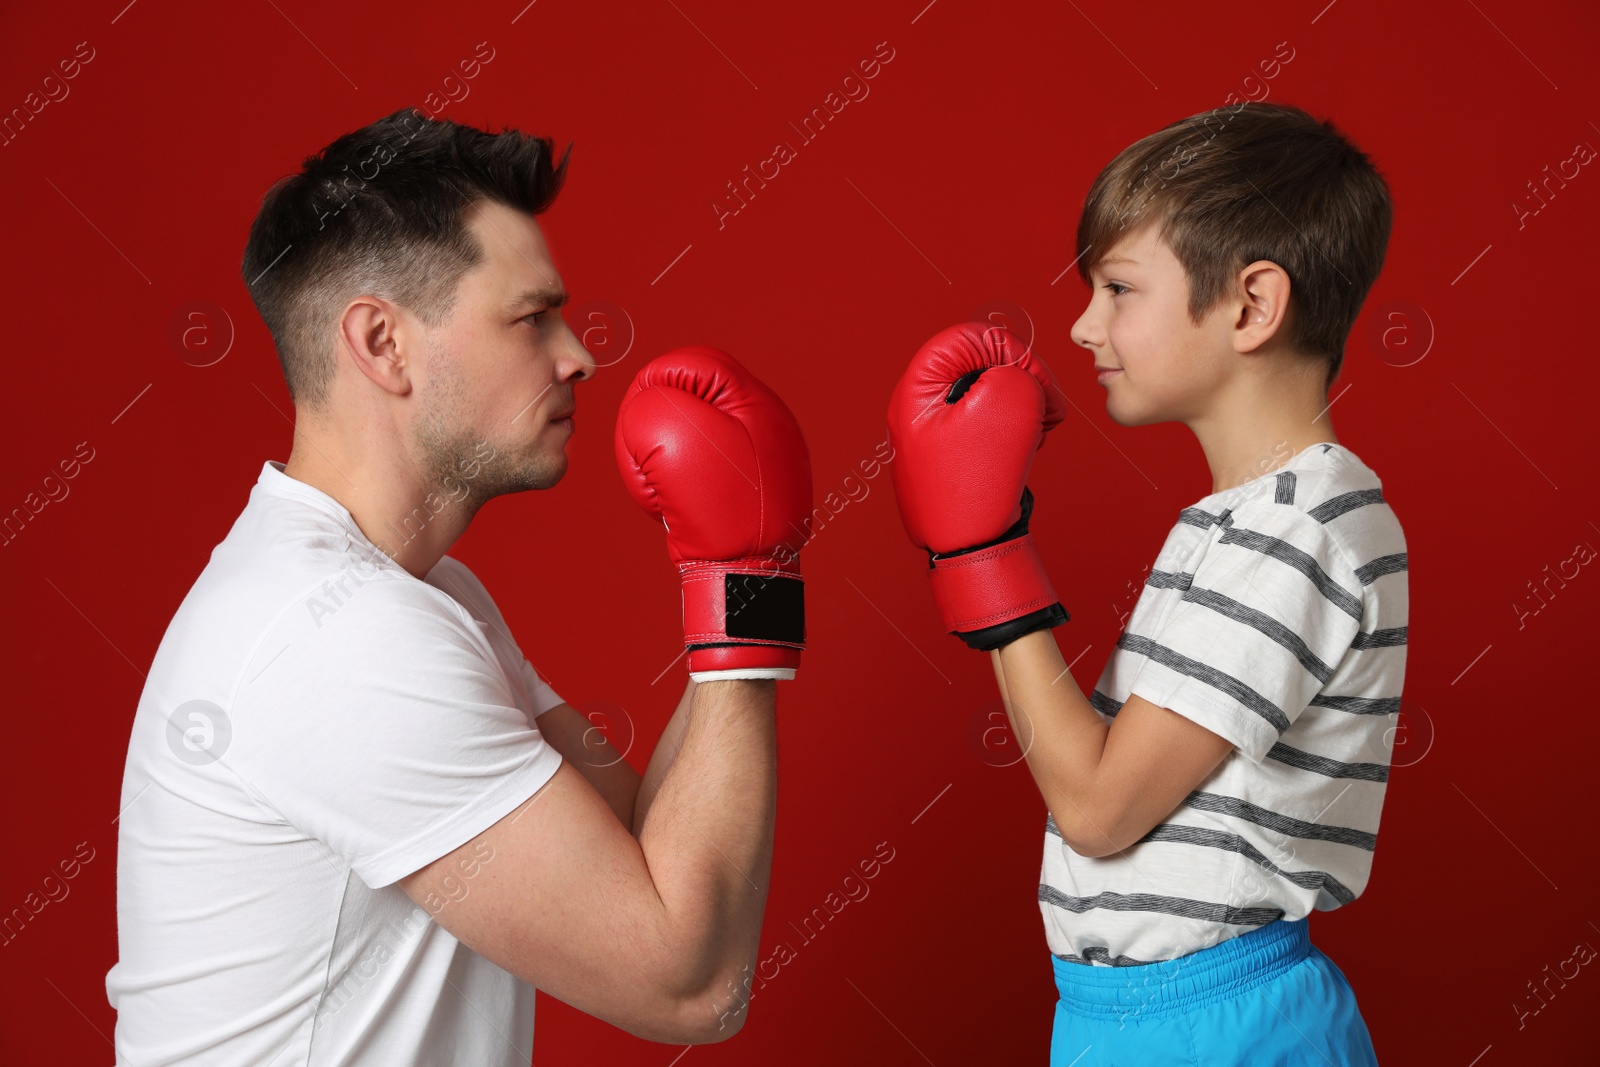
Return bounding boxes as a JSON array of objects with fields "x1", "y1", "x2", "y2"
[{"x1": 1103, "y1": 283, "x2": 1129, "y2": 296}]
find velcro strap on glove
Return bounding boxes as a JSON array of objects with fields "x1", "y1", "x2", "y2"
[
  {"x1": 680, "y1": 557, "x2": 805, "y2": 675},
  {"x1": 927, "y1": 533, "x2": 1060, "y2": 634}
]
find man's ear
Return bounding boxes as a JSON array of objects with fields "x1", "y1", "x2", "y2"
[
  {"x1": 337, "y1": 295, "x2": 415, "y2": 398},
  {"x1": 1231, "y1": 260, "x2": 1292, "y2": 355}
]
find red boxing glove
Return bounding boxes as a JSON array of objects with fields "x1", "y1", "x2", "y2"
[
  {"x1": 615, "y1": 346, "x2": 812, "y2": 680},
  {"x1": 886, "y1": 322, "x2": 1069, "y2": 650}
]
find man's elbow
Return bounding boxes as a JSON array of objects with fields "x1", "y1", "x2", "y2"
[
  {"x1": 529, "y1": 928, "x2": 752, "y2": 1043},
  {"x1": 621, "y1": 934, "x2": 758, "y2": 1044},
  {"x1": 643, "y1": 969, "x2": 753, "y2": 1044},
  {"x1": 592, "y1": 984, "x2": 746, "y2": 1045}
]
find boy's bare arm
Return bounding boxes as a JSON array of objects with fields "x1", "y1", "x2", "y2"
[{"x1": 991, "y1": 629, "x2": 1233, "y2": 858}]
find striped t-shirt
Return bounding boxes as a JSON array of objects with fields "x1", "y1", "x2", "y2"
[{"x1": 1040, "y1": 441, "x2": 1409, "y2": 967}]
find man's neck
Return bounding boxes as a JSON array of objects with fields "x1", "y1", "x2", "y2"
[{"x1": 282, "y1": 439, "x2": 470, "y2": 581}]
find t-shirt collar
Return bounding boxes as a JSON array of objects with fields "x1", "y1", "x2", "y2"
[{"x1": 257, "y1": 461, "x2": 397, "y2": 567}]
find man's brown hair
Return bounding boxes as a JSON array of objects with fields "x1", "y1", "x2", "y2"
[
  {"x1": 1075, "y1": 101, "x2": 1392, "y2": 392},
  {"x1": 240, "y1": 107, "x2": 571, "y2": 410}
]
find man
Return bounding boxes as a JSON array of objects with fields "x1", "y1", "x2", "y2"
[{"x1": 106, "y1": 106, "x2": 810, "y2": 1064}]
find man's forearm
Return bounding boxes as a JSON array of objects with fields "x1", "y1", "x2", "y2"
[
  {"x1": 991, "y1": 629, "x2": 1112, "y2": 848},
  {"x1": 633, "y1": 677, "x2": 777, "y2": 1025},
  {"x1": 632, "y1": 677, "x2": 697, "y2": 838}
]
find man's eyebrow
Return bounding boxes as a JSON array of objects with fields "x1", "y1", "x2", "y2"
[{"x1": 504, "y1": 288, "x2": 568, "y2": 314}]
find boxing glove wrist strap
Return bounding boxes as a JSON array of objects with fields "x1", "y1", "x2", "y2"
[
  {"x1": 926, "y1": 532, "x2": 1068, "y2": 637},
  {"x1": 680, "y1": 557, "x2": 805, "y2": 677},
  {"x1": 949, "y1": 600, "x2": 1070, "y2": 652}
]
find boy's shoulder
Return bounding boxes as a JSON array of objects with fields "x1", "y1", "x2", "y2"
[{"x1": 1192, "y1": 442, "x2": 1406, "y2": 578}]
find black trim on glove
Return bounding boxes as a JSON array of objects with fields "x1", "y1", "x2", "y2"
[
  {"x1": 923, "y1": 486, "x2": 1070, "y2": 649},
  {"x1": 930, "y1": 486, "x2": 1040, "y2": 563}
]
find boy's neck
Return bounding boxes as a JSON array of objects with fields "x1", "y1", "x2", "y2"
[{"x1": 1192, "y1": 377, "x2": 1340, "y2": 496}]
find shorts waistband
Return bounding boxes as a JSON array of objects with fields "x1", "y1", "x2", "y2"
[{"x1": 1051, "y1": 918, "x2": 1310, "y2": 1019}]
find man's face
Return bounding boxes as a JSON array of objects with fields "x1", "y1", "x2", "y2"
[
  {"x1": 411, "y1": 199, "x2": 596, "y2": 509},
  {"x1": 1069, "y1": 220, "x2": 1233, "y2": 427}
]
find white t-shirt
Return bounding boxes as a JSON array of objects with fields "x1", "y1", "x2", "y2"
[
  {"x1": 1040, "y1": 442, "x2": 1409, "y2": 966},
  {"x1": 106, "y1": 460, "x2": 567, "y2": 1065}
]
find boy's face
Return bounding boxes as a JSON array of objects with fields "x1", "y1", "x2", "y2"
[{"x1": 1069, "y1": 221, "x2": 1234, "y2": 427}]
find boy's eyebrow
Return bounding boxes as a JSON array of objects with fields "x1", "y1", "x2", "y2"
[{"x1": 1087, "y1": 254, "x2": 1141, "y2": 279}]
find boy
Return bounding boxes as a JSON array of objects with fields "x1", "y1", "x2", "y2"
[{"x1": 886, "y1": 102, "x2": 1405, "y2": 1064}]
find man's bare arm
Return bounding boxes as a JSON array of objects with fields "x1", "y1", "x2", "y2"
[
  {"x1": 521, "y1": 678, "x2": 732, "y2": 841},
  {"x1": 533, "y1": 702, "x2": 642, "y2": 827},
  {"x1": 515, "y1": 673, "x2": 701, "y2": 832},
  {"x1": 632, "y1": 677, "x2": 697, "y2": 836},
  {"x1": 991, "y1": 629, "x2": 1231, "y2": 857},
  {"x1": 632, "y1": 677, "x2": 775, "y2": 1017},
  {"x1": 397, "y1": 676, "x2": 777, "y2": 1043}
]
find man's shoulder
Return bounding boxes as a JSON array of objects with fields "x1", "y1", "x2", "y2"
[
  {"x1": 426, "y1": 554, "x2": 490, "y2": 605},
  {"x1": 234, "y1": 560, "x2": 488, "y2": 699},
  {"x1": 425, "y1": 554, "x2": 515, "y2": 633}
]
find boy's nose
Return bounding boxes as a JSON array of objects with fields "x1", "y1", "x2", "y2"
[{"x1": 1069, "y1": 307, "x2": 1101, "y2": 351}]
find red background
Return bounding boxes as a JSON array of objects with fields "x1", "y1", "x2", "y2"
[{"x1": 3, "y1": 0, "x2": 1598, "y2": 1063}]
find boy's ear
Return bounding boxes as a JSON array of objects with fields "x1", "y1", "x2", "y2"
[{"x1": 1231, "y1": 260, "x2": 1292, "y2": 354}]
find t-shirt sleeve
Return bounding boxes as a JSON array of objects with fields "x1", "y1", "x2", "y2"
[
  {"x1": 517, "y1": 656, "x2": 567, "y2": 718},
  {"x1": 226, "y1": 577, "x2": 565, "y2": 888},
  {"x1": 427, "y1": 556, "x2": 566, "y2": 719},
  {"x1": 1126, "y1": 499, "x2": 1365, "y2": 763}
]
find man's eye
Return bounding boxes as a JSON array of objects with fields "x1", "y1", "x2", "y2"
[
  {"x1": 1103, "y1": 283, "x2": 1129, "y2": 296},
  {"x1": 524, "y1": 310, "x2": 549, "y2": 325}
]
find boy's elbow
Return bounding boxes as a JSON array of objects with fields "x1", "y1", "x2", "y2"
[{"x1": 1055, "y1": 802, "x2": 1128, "y2": 860}]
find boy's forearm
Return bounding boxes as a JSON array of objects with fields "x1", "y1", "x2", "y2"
[
  {"x1": 991, "y1": 629, "x2": 1113, "y2": 850},
  {"x1": 634, "y1": 677, "x2": 777, "y2": 1020}
]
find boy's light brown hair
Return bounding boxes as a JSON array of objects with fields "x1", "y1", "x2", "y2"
[{"x1": 1076, "y1": 101, "x2": 1393, "y2": 392}]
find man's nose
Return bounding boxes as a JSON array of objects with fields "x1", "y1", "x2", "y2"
[{"x1": 562, "y1": 322, "x2": 599, "y2": 382}]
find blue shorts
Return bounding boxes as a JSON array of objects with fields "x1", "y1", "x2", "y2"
[{"x1": 1050, "y1": 917, "x2": 1379, "y2": 1066}]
